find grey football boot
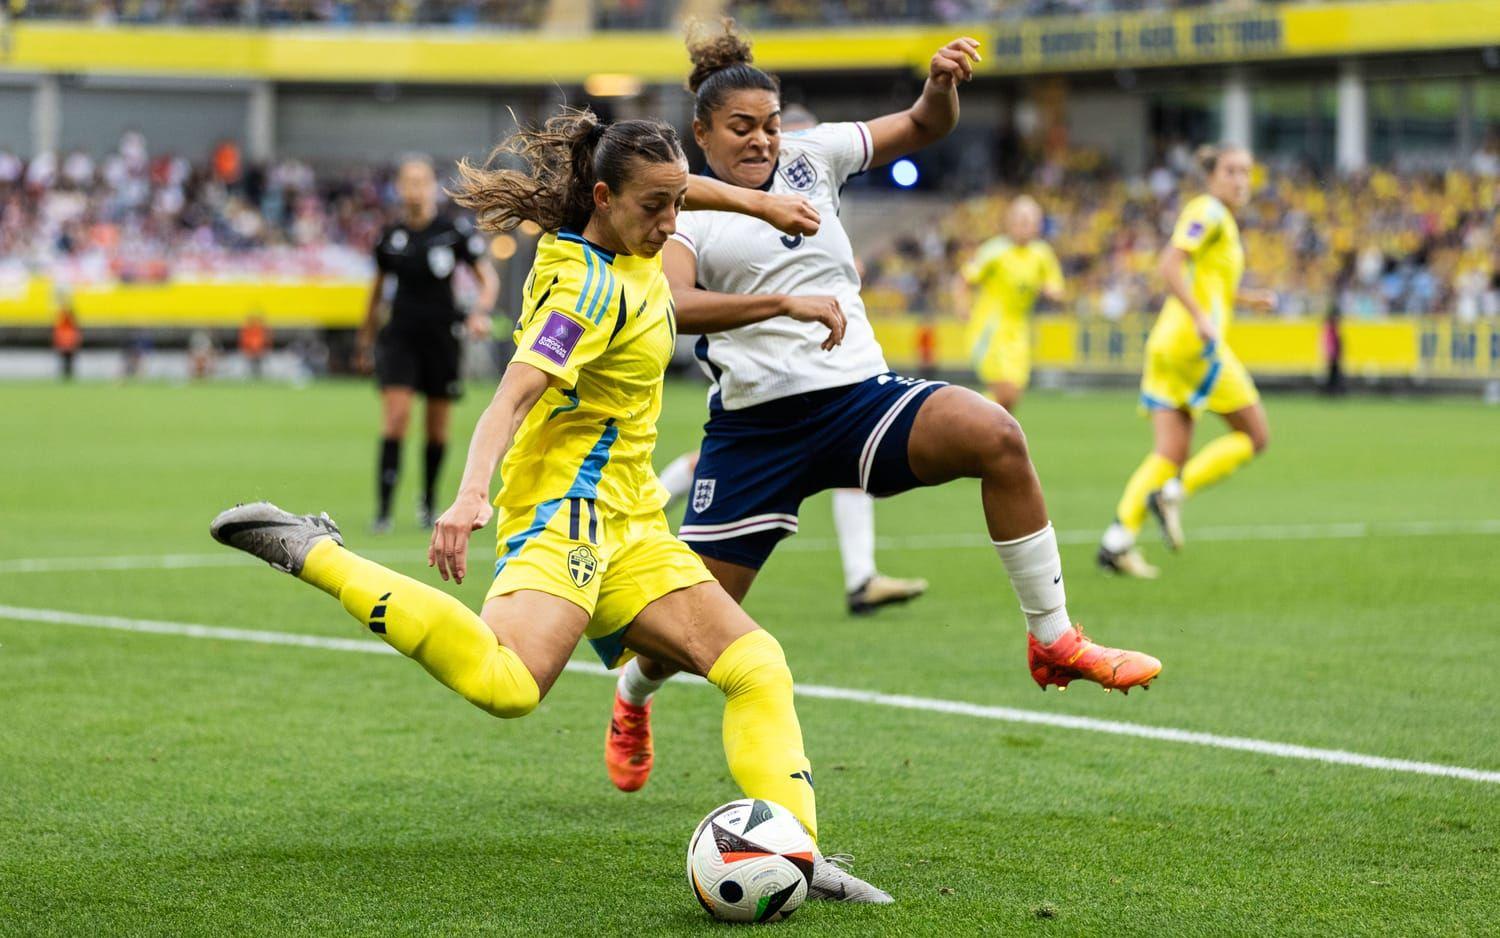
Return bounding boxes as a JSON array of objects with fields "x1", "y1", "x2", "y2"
[
  {"x1": 210, "y1": 501, "x2": 343, "y2": 575},
  {"x1": 809, "y1": 852, "x2": 893, "y2": 904}
]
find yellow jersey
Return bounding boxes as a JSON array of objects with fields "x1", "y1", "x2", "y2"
[
  {"x1": 964, "y1": 236, "x2": 1064, "y2": 330},
  {"x1": 1150, "y1": 194, "x2": 1245, "y2": 360},
  {"x1": 498, "y1": 230, "x2": 675, "y2": 518}
]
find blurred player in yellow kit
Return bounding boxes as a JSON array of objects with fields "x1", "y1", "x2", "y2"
[
  {"x1": 1098, "y1": 144, "x2": 1276, "y2": 577},
  {"x1": 210, "y1": 107, "x2": 890, "y2": 902},
  {"x1": 963, "y1": 196, "x2": 1064, "y2": 412}
]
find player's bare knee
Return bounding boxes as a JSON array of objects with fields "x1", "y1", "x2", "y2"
[
  {"x1": 1250, "y1": 427, "x2": 1270, "y2": 454},
  {"x1": 978, "y1": 408, "x2": 1030, "y2": 479}
]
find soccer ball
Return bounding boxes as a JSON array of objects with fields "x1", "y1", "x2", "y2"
[{"x1": 687, "y1": 798, "x2": 815, "y2": 923}]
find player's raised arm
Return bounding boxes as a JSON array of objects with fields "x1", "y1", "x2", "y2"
[
  {"x1": 663, "y1": 239, "x2": 846, "y2": 349},
  {"x1": 684, "y1": 175, "x2": 820, "y2": 237},
  {"x1": 429, "y1": 362, "x2": 549, "y2": 583},
  {"x1": 864, "y1": 37, "x2": 980, "y2": 169}
]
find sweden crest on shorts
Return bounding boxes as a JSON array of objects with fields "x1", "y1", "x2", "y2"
[
  {"x1": 779, "y1": 155, "x2": 817, "y2": 192},
  {"x1": 567, "y1": 545, "x2": 597, "y2": 588},
  {"x1": 693, "y1": 478, "x2": 716, "y2": 512}
]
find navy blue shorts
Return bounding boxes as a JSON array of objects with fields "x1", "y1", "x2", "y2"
[{"x1": 679, "y1": 372, "x2": 946, "y2": 569}]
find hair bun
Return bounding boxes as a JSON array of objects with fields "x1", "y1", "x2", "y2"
[{"x1": 685, "y1": 17, "x2": 754, "y2": 93}]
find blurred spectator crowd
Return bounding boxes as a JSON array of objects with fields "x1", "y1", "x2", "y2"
[
  {"x1": 6, "y1": 129, "x2": 1499, "y2": 324},
  {"x1": 723, "y1": 0, "x2": 1338, "y2": 28},
  {"x1": 10, "y1": 0, "x2": 549, "y2": 28},
  {"x1": 7, "y1": 0, "x2": 1353, "y2": 28},
  {"x1": 861, "y1": 144, "x2": 1500, "y2": 323},
  {"x1": 0, "y1": 132, "x2": 385, "y2": 289}
]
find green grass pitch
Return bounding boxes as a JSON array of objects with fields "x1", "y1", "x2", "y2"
[{"x1": 2, "y1": 378, "x2": 1497, "y2": 936}]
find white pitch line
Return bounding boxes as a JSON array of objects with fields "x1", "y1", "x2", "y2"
[
  {"x1": 790, "y1": 517, "x2": 1500, "y2": 553},
  {"x1": 2, "y1": 603, "x2": 1496, "y2": 786},
  {"x1": 0, "y1": 548, "x2": 421, "y2": 575},
  {"x1": 2, "y1": 519, "x2": 1497, "y2": 575}
]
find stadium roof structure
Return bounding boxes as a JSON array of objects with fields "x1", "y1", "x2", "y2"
[{"x1": 0, "y1": 0, "x2": 1497, "y2": 84}]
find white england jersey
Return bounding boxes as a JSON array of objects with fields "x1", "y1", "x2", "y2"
[{"x1": 671, "y1": 121, "x2": 889, "y2": 410}]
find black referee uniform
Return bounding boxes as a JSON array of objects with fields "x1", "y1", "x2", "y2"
[
  {"x1": 373, "y1": 214, "x2": 486, "y2": 400},
  {"x1": 371, "y1": 213, "x2": 488, "y2": 528}
]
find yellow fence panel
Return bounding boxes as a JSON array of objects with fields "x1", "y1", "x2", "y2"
[
  {"x1": 4, "y1": 2, "x2": 1498, "y2": 83},
  {"x1": 871, "y1": 315, "x2": 1496, "y2": 380},
  {"x1": 0, "y1": 278, "x2": 369, "y2": 328}
]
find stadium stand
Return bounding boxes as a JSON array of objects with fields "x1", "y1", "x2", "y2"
[{"x1": 863, "y1": 155, "x2": 1500, "y2": 321}]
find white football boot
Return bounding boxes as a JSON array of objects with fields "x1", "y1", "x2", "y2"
[
  {"x1": 809, "y1": 852, "x2": 893, "y2": 904},
  {"x1": 1146, "y1": 478, "x2": 1185, "y2": 552},
  {"x1": 210, "y1": 501, "x2": 342, "y2": 574},
  {"x1": 847, "y1": 573, "x2": 929, "y2": 615}
]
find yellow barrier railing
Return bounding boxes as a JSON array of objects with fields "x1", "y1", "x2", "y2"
[
  {"x1": 871, "y1": 315, "x2": 1498, "y2": 380},
  {"x1": 1, "y1": 1, "x2": 1497, "y2": 83},
  {"x1": 0, "y1": 277, "x2": 369, "y2": 328},
  {"x1": 3, "y1": 278, "x2": 1495, "y2": 378}
]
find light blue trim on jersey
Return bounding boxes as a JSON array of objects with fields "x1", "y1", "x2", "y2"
[
  {"x1": 557, "y1": 230, "x2": 617, "y2": 262},
  {"x1": 575, "y1": 246, "x2": 596, "y2": 317},
  {"x1": 546, "y1": 388, "x2": 580, "y2": 422},
  {"x1": 493, "y1": 497, "x2": 566, "y2": 578},
  {"x1": 559, "y1": 230, "x2": 616, "y2": 324},
  {"x1": 493, "y1": 419, "x2": 620, "y2": 578},
  {"x1": 564, "y1": 419, "x2": 620, "y2": 499},
  {"x1": 587, "y1": 268, "x2": 615, "y2": 325},
  {"x1": 1188, "y1": 359, "x2": 1223, "y2": 409}
]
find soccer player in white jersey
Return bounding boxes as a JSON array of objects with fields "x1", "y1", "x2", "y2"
[
  {"x1": 656, "y1": 103, "x2": 928, "y2": 618},
  {"x1": 605, "y1": 19, "x2": 1162, "y2": 795}
]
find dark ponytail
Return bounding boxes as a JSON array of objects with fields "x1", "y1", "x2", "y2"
[
  {"x1": 453, "y1": 107, "x2": 684, "y2": 234},
  {"x1": 685, "y1": 17, "x2": 779, "y2": 126}
]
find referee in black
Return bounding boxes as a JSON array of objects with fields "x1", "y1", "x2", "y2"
[{"x1": 358, "y1": 156, "x2": 499, "y2": 533}]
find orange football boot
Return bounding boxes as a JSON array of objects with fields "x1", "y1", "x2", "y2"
[
  {"x1": 605, "y1": 693, "x2": 654, "y2": 792},
  {"x1": 1028, "y1": 625, "x2": 1161, "y2": 693}
]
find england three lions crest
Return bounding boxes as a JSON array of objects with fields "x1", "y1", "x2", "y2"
[
  {"x1": 778, "y1": 155, "x2": 818, "y2": 192},
  {"x1": 692, "y1": 479, "x2": 716, "y2": 512}
]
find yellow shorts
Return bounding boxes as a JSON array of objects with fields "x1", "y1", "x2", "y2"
[
  {"x1": 1140, "y1": 344, "x2": 1260, "y2": 417},
  {"x1": 971, "y1": 324, "x2": 1031, "y2": 389},
  {"x1": 484, "y1": 499, "x2": 714, "y2": 667}
]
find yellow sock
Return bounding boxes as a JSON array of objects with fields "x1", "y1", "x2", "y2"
[
  {"x1": 1182, "y1": 431, "x2": 1255, "y2": 496},
  {"x1": 1115, "y1": 452, "x2": 1180, "y2": 534},
  {"x1": 707, "y1": 630, "x2": 818, "y2": 842},
  {"x1": 300, "y1": 540, "x2": 539, "y2": 719}
]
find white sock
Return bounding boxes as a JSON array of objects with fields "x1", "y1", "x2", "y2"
[
  {"x1": 1101, "y1": 522, "x2": 1135, "y2": 554},
  {"x1": 616, "y1": 657, "x2": 667, "y2": 706},
  {"x1": 1161, "y1": 476, "x2": 1184, "y2": 502},
  {"x1": 993, "y1": 523, "x2": 1072, "y2": 645},
  {"x1": 832, "y1": 489, "x2": 877, "y2": 593},
  {"x1": 658, "y1": 451, "x2": 698, "y2": 501}
]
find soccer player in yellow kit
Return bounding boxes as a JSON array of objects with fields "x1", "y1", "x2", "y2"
[
  {"x1": 210, "y1": 109, "x2": 889, "y2": 902},
  {"x1": 963, "y1": 195, "x2": 1064, "y2": 412},
  {"x1": 1098, "y1": 145, "x2": 1276, "y2": 578}
]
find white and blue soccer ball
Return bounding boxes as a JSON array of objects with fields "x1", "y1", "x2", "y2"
[{"x1": 687, "y1": 798, "x2": 815, "y2": 923}]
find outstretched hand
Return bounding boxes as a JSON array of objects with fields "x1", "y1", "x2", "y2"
[
  {"x1": 428, "y1": 490, "x2": 493, "y2": 584},
  {"x1": 1241, "y1": 289, "x2": 1278, "y2": 313},
  {"x1": 929, "y1": 37, "x2": 981, "y2": 89},
  {"x1": 781, "y1": 295, "x2": 846, "y2": 351}
]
